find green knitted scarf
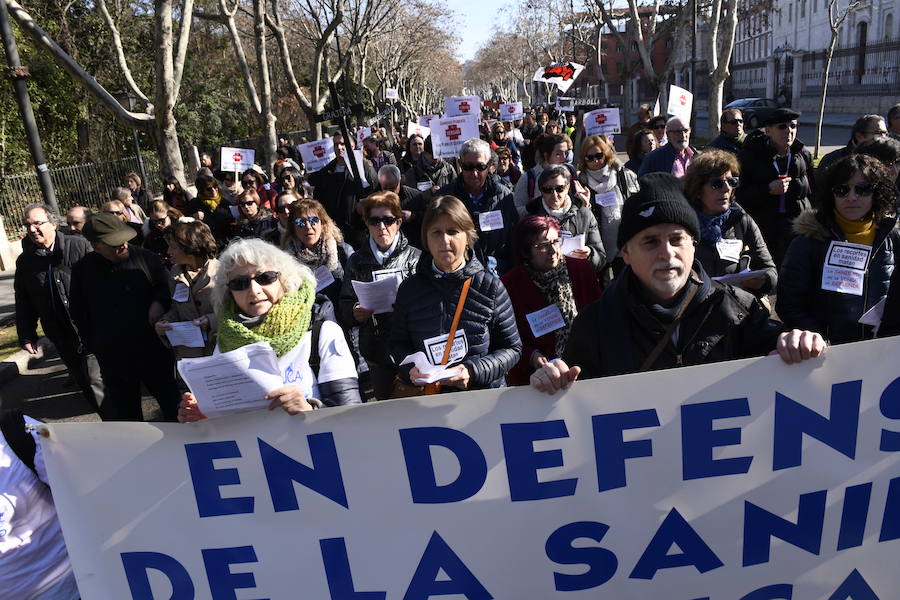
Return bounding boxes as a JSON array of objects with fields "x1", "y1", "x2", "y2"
[{"x1": 217, "y1": 282, "x2": 314, "y2": 357}]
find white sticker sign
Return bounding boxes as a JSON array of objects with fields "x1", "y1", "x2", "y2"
[
  {"x1": 500, "y1": 102, "x2": 523, "y2": 122},
  {"x1": 444, "y1": 95, "x2": 481, "y2": 118},
  {"x1": 667, "y1": 84, "x2": 694, "y2": 123},
  {"x1": 821, "y1": 241, "x2": 871, "y2": 296},
  {"x1": 219, "y1": 146, "x2": 255, "y2": 173},
  {"x1": 716, "y1": 238, "x2": 743, "y2": 263},
  {"x1": 314, "y1": 264, "x2": 335, "y2": 292},
  {"x1": 594, "y1": 191, "x2": 619, "y2": 207},
  {"x1": 525, "y1": 304, "x2": 566, "y2": 338},
  {"x1": 584, "y1": 108, "x2": 621, "y2": 136},
  {"x1": 298, "y1": 138, "x2": 336, "y2": 173},
  {"x1": 423, "y1": 329, "x2": 468, "y2": 365},
  {"x1": 172, "y1": 282, "x2": 190, "y2": 303},
  {"x1": 478, "y1": 210, "x2": 504, "y2": 232},
  {"x1": 431, "y1": 114, "x2": 480, "y2": 159}
]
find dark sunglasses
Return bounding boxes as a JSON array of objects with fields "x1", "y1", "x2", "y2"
[
  {"x1": 239, "y1": 200, "x2": 257, "y2": 207},
  {"x1": 541, "y1": 184, "x2": 567, "y2": 194},
  {"x1": 461, "y1": 162, "x2": 489, "y2": 172},
  {"x1": 725, "y1": 119, "x2": 744, "y2": 125},
  {"x1": 367, "y1": 215, "x2": 399, "y2": 227},
  {"x1": 775, "y1": 122, "x2": 798, "y2": 130},
  {"x1": 584, "y1": 152, "x2": 605, "y2": 162},
  {"x1": 831, "y1": 182, "x2": 876, "y2": 198},
  {"x1": 708, "y1": 176, "x2": 740, "y2": 190},
  {"x1": 294, "y1": 215, "x2": 320, "y2": 228},
  {"x1": 226, "y1": 271, "x2": 280, "y2": 291}
]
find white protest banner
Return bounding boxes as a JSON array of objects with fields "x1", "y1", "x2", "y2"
[
  {"x1": 42, "y1": 337, "x2": 900, "y2": 599},
  {"x1": 407, "y1": 121, "x2": 430, "y2": 138},
  {"x1": 444, "y1": 95, "x2": 481, "y2": 118},
  {"x1": 219, "y1": 147, "x2": 255, "y2": 173},
  {"x1": 533, "y1": 61, "x2": 585, "y2": 93},
  {"x1": 385, "y1": 88, "x2": 398, "y2": 100},
  {"x1": 419, "y1": 114, "x2": 438, "y2": 128},
  {"x1": 556, "y1": 96, "x2": 575, "y2": 112},
  {"x1": 667, "y1": 84, "x2": 693, "y2": 123},
  {"x1": 500, "y1": 101, "x2": 523, "y2": 122},
  {"x1": 298, "y1": 138, "x2": 336, "y2": 173},
  {"x1": 355, "y1": 127, "x2": 372, "y2": 147},
  {"x1": 584, "y1": 108, "x2": 622, "y2": 136},
  {"x1": 431, "y1": 114, "x2": 480, "y2": 159}
]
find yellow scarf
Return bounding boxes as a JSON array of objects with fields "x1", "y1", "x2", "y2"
[{"x1": 833, "y1": 210, "x2": 876, "y2": 246}]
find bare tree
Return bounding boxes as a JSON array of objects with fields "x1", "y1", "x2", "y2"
[
  {"x1": 705, "y1": 0, "x2": 738, "y2": 137},
  {"x1": 815, "y1": 0, "x2": 861, "y2": 158},
  {"x1": 6, "y1": 0, "x2": 193, "y2": 183}
]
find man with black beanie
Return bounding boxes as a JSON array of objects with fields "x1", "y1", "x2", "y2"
[{"x1": 531, "y1": 173, "x2": 827, "y2": 390}]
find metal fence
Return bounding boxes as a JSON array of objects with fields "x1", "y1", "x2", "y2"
[
  {"x1": 0, "y1": 153, "x2": 162, "y2": 240},
  {"x1": 801, "y1": 40, "x2": 900, "y2": 97}
]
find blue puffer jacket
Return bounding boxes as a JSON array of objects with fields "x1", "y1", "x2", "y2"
[
  {"x1": 390, "y1": 253, "x2": 522, "y2": 390},
  {"x1": 777, "y1": 210, "x2": 900, "y2": 344}
]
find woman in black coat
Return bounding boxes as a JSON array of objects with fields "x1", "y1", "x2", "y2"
[
  {"x1": 339, "y1": 191, "x2": 421, "y2": 399},
  {"x1": 778, "y1": 154, "x2": 900, "y2": 344},
  {"x1": 391, "y1": 196, "x2": 522, "y2": 392}
]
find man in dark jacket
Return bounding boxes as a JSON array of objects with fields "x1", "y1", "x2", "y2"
[
  {"x1": 402, "y1": 135, "x2": 457, "y2": 201},
  {"x1": 308, "y1": 133, "x2": 377, "y2": 249},
  {"x1": 816, "y1": 114, "x2": 887, "y2": 183},
  {"x1": 70, "y1": 214, "x2": 181, "y2": 421},
  {"x1": 704, "y1": 108, "x2": 744, "y2": 155},
  {"x1": 438, "y1": 138, "x2": 519, "y2": 275},
  {"x1": 520, "y1": 113, "x2": 543, "y2": 170},
  {"x1": 530, "y1": 173, "x2": 826, "y2": 391},
  {"x1": 15, "y1": 204, "x2": 103, "y2": 410}
]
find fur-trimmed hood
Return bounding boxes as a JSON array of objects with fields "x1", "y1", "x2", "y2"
[{"x1": 791, "y1": 209, "x2": 832, "y2": 241}]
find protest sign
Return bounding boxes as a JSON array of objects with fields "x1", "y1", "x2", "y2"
[
  {"x1": 556, "y1": 96, "x2": 575, "y2": 112},
  {"x1": 419, "y1": 114, "x2": 438, "y2": 128},
  {"x1": 584, "y1": 108, "x2": 622, "y2": 136},
  {"x1": 667, "y1": 84, "x2": 693, "y2": 123},
  {"x1": 219, "y1": 147, "x2": 255, "y2": 173},
  {"x1": 298, "y1": 138, "x2": 336, "y2": 173},
  {"x1": 385, "y1": 88, "x2": 398, "y2": 100},
  {"x1": 444, "y1": 95, "x2": 481, "y2": 118},
  {"x1": 42, "y1": 337, "x2": 900, "y2": 599},
  {"x1": 500, "y1": 101, "x2": 523, "y2": 122},
  {"x1": 533, "y1": 62, "x2": 585, "y2": 93},
  {"x1": 355, "y1": 127, "x2": 372, "y2": 147},
  {"x1": 407, "y1": 121, "x2": 430, "y2": 138},
  {"x1": 431, "y1": 114, "x2": 480, "y2": 159}
]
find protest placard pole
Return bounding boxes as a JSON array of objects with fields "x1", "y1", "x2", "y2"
[{"x1": 327, "y1": 81, "x2": 364, "y2": 197}]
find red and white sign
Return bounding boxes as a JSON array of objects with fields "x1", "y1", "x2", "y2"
[
  {"x1": 419, "y1": 115, "x2": 438, "y2": 128},
  {"x1": 500, "y1": 102, "x2": 523, "y2": 122},
  {"x1": 444, "y1": 95, "x2": 481, "y2": 118},
  {"x1": 666, "y1": 84, "x2": 693, "y2": 124},
  {"x1": 583, "y1": 108, "x2": 621, "y2": 136},
  {"x1": 407, "y1": 121, "x2": 430, "y2": 138},
  {"x1": 298, "y1": 137, "x2": 336, "y2": 173},
  {"x1": 431, "y1": 114, "x2": 480, "y2": 159},
  {"x1": 220, "y1": 146, "x2": 255, "y2": 172},
  {"x1": 355, "y1": 127, "x2": 372, "y2": 147}
]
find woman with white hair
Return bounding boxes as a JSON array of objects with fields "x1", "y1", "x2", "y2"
[{"x1": 179, "y1": 238, "x2": 360, "y2": 421}]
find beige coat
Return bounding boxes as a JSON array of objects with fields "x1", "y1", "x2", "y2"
[{"x1": 159, "y1": 259, "x2": 220, "y2": 358}]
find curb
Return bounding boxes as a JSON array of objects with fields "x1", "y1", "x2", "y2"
[{"x1": 0, "y1": 337, "x2": 52, "y2": 386}]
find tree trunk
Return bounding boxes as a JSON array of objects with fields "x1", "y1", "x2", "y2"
[
  {"x1": 707, "y1": 0, "x2": 738, "y2": 138},
  {"x1": 816, "y1": 39, "x2": 837, "y2": 160},
  {"x1": 153, "y1": 0, "x2": 186, "y2": 183},
  {"x1": 253, "y1": 0, "x2": 276, "y2": 174}
]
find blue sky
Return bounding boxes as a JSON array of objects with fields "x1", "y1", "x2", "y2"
[{"x1": 454, "y1": 0, "x2": 510, "y2": 62}]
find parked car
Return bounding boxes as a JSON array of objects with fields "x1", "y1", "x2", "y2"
[{"x1": 724, "y1": 98, "x2": 781, "y2": 129}]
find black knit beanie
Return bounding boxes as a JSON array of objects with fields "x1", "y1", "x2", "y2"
[{"x1": 617, "y1": 172, "x2": 701, "y2": 249}]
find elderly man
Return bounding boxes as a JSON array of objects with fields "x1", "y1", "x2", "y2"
[
  {"x1": 705, "y1": 108, "x2": 744, "y2": 155},
  {"x1": 363, "y1": 136, "x2": 397, "y2": 170},
  {"x1": 530, "y1": 173, "x2": 826, "y2": 390},
  {"x1": 15, "y1": 203, "x2": 103, "y2": 410},
  {"x1": 817, "y1": 114, "x2": 888, "y2": 181},
  {"x1": 736, "y1": 108, "x2": 814, "y2": 266},
  {"x1": 65, "y1": 206, "x2": 91, "y2": 235},
  {"x1": 376, "y1": 164, "x2": 426, "y2": 249},
  {"x1": 638, "y1": 116, "x2": 698, "y2": 177},
  {"x1": 438, "y1": 138, "x2": 520, "y2": 275},
  {"x1": 70, "y1": 213, "x2": 181, "y2": 421}
]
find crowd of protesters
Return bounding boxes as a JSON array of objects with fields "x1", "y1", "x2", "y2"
[{"x1": 9, "y1": 99, "x2": 900, "y2": 598}]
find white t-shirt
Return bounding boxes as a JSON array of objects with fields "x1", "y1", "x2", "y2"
[
  {"x1": 278, "y1": 321, "x2": 358, "y2": 403},
  {"x1": 0, "y1": 416, "x2": 76, "y2": 600}
]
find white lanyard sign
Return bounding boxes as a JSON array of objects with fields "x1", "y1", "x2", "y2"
[
  {"x1": 822, "y1": 240, "x2": 871, "y2": 296},
  {"x1": 444, "y1": 95, "x2": 481, "y2": 118},
  {"x1": 431, "y1": 114, "x2": 480, "y2": 159},
  {"x1": 500, "y1": 102, "x2": 523, "y2": 122},
  {"x1": 584, "y1": 108, "x2": 621, "y2": 136},
  {"x1": 219, "y1": 146, "x2": 255, "y2": 173},
  {"x1": 298, "y1": 138, "x2": 336, "y2": 173}
]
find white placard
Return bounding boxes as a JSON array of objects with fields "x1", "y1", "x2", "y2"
[
  {"x1": 314, "y1": 265, "x2": 335, "y2": 291},
  {"x1": 40, "y1": 337, "x2": 900, "y2": 600},
  {"x1": 351, "y1": 274, "x2": 402, "y2": 314},
  {"x1": 175, "y1": 341, "x2": 281, "y2": 417},
  {"x1": 423, "y1": 328, "x2": 468, "y2": 365},
  {"x1": 859, "y1": 296, "x2": 887, "y2": 331},
  {"x1": 419, "y1": 114, "x2": 438, "y2": 128},
  {"x1": 556, "y1": 96, "x2": 575, "y2": 112},
  {"x1": 594, "y1": 191, "x2": 619, "y2": 207},
  {"x1": 350, "y1": 149, "x2": 369, "y2": 186},
  {"x1": 298, "y1": 138, "x2": 336, "y2": 173},
  {"x1": 716, "y1": 238, "x2": 743, "y2": 263},
  {"x1": 444, "y1": 95, "x2": 481, "y2": 118},
  {"x1": 219, "y1": 146, "x2": 255, "y2": 173},
  {"x1": 822, "y1": 241, "x2": 871, "y2": 296},
  {"x1": 525, "y1": 303, "x2": 566, "y2": 338},
  {"x1": 431, "y1": 114, "x2": 480, "y2": 159},
  {"x1": 407, "y1": 122, "x2": 430, "y2": 138},
  {"x1": 500, "y1": 102, "x2": 523, "y2": 122},
  {"x1": 478, "y1": 210, "x2": 504, "y2": 232},
  {"x1": 355, "y1": 127, "x2": 372, "y2": 147},
  {"x1": 164, "y1": 321, "x2": 205, "y2": 349},
  {"x1": 584, "y1": 108, "x2": 621, "y2": 136},
  {"x1": 385, "y1": 88, "x2": 398, "y2": 100},
  {"x1": 667, "y1": 84, "x2": 694, "y2": 123},
  {"x1": 172, "y1": 282, "x2": 190, "y2": 302},
  {"x1": 561, "y1": 233, "x2": 586, "y2": 256}
]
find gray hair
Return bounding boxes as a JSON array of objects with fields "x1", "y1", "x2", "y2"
[
  {"x1": 538, "y1": 164, "x2": 571, "y2": 187},
  {"x1": 378, "y1": 164, "x2": 401, "y2": 185},
  {"x1": 67, "y1": 205, "x2": 92, "y2": 220},
  {"x1": 459, "y1": 138, "x2": 491, "y2": 161},
  {"x1": 666, "y1": 116, "x2": 687, "y2": 130},
  {"x1": 22, "y1": 203, "x2": 59, "y2": 226},
  {"x1": 211, "y1": 238, "x2": 316, "y2": 313},
  {"x1": 112, "y1": 187, "x2": 132, "y2": 202}
]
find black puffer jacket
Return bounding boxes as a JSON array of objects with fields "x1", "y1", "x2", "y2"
[
  {"x1": 15, "y1": 231, "x2": 93, "y2": 345},
  {"x1": 390, "y1": 254, "x2": 522, "y2": 389},
  {"x1": 525, "y1": 197, "x2": 605, "y2": 269},
  {"x1": 339, "y1": 233, "x2": 421, "y2": 365},
  {"x1": 777, "y1": 210, "x2": 900, "y2": 344},
  {"x1": 693, "y1": 204, "x2": 777, "y2": 295},
  {"x1": 438, "y1": 174, "x2": 520, "y2": 275},
  {"x1": 562, "y1": 263, "x2": 783, "y2": 378}
]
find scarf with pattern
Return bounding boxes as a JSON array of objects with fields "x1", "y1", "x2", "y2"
[
  {"x1": 526, "y1": 260, "x2": 577, "y2": 358},
  {"x1": 217, "y1": 283, "x2": 314, "y2": 357}
]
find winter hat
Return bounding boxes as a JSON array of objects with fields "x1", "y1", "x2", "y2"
[
  {"x1": 764, "y1": 108, "x2": 801, "y2": 126},
  {"x1": 617, "y1": 172, "x2": 700, "y2": 248}
]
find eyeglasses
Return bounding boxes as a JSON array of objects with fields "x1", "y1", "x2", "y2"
[
  {"x1": 775, "y1": 122, "x2": 798, "y2": 130},
  {"x1": 239, "y1": 201, "x2": 257, "y2": 207},
  {"x1": 367, "y1": 215, "x2": 399, "y2": 227},
  {"x1": 226, "y1": 271, "x2": 280, "y2": 291},
  {"x1": 461, "y1": 162, "x2": 489, "y2": 172},
  {"x1": 540, "y1": 184, "x2": 567, "y2": 194},
  {"x1": 26, "y1": 220, "x2": 49, "y2": 229},
  {"x1": 294, "y1": 215, "x2": 320, "y2": 228},
  {"x1": 724, "y1": 119, "x2": 744, "y2": 125},
  {"x1": 831, "y1": 182, "x2": 876, "y2": 197},
  {"x1": 667, "y1": 128, "x2": 690, "y2": 135},
  {"x1": 584, "y1": 152, "x2": 605, "y2": 162},
  {"x1": 707, "y1": 176, "x2": 740, "y2": 190},
  {"x1": 103, "y1": 210, "x2": 124, "y2": 216},
  {"x1": 531, "y1": 238, "x2": 562, "y2": 251}
]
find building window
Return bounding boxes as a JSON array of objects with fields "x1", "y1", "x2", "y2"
[
  {"x1": 886, "y1": 14, "x2": 894, "y2": 40},
  {"x1": 801, "y1": 0, "x2": 806, "y2": 18},
  {"x1": 789, "y1": 3, "x2": 793, "y2": 22},
  {"x1": 813, "y1": 0, "x2": 817, "y2": 13}
]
